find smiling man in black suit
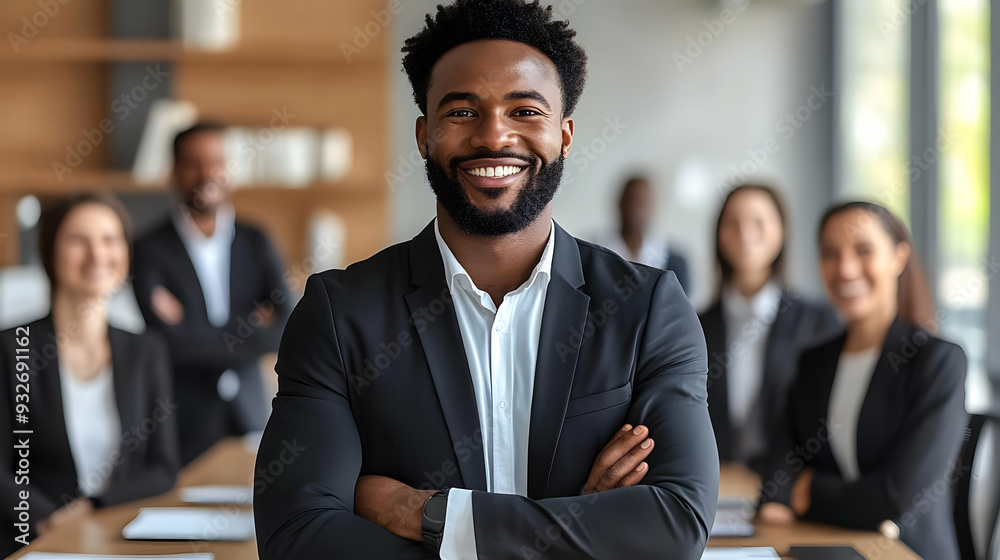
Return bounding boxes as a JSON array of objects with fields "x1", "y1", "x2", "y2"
[
  {"x1": 133, "y1": 123, "x2": 293, "y2": 464},
  {"x1": 253, "y1": 1, "x2": 718, "y2": 558}
]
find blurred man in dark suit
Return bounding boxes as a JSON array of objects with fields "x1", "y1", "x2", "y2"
[
  {"x1": 594, "y1": 176, "x2": 692, "y2": 295},
  {"x1": 133, "y1": 123, "x2": 292, "y2": 463}
]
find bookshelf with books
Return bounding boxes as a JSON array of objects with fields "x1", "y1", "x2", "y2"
[{"x1": 0, "y1": 0, "x2": 390, "y2": 273}]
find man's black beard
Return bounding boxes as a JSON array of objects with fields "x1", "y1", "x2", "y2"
[{"x1": 425, "y1": 150, "x2": 564, "y2": 236}]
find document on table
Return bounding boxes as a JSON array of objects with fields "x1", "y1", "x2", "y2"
[
  {"x1": 710, "y1": 504, "x2": 756, "y2": 538},
  {"x1": 179, "y1": 485, "x2": 253, "y2": 505},
  {"x1": 122, "y1": 507, "x2": 254, "y2": 541},
  {"x1": 19, "y1": 554, "x2": 214, "y2": 560},
  {"x1": 702, "y1": 548, "x2": 780, "y2": 559}
]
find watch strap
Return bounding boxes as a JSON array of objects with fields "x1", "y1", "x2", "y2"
[{"x1": 421, "y1": 488, "x2": 450, "y2": 551}]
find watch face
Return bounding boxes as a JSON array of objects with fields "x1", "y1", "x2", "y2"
[{"x1": 425, "y1": 494, "x2": 448, "y2": 520}]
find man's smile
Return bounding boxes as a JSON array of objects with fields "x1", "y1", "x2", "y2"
[{"x1": 457, "y1": 158, "x2": 530, "y2": 188}]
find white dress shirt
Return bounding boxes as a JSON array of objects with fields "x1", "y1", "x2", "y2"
[
  {"x1": 720, "y1": 281, "x2": 782, "y2": 462},
  {"x1": 59, "y1": 361, "x2": 121, "y2": 497},
  {"x1": 828, "y1": 348, "x2": 880, "y2": 483},
  {"x1": 434, "y1": 218, "x2": 555, "y2": 560},
  {"x1": 171, "y1": 205, "x2": 236, "y2": 328}
]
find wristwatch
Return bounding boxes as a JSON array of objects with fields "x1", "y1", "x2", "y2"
[{"x1": 421, "y1": 488, "x2": 450, "y2": 551}]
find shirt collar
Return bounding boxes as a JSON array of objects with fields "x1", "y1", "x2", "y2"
[
  {"x1": 433, "y1": 218, "x2": 555, "y2": 299},
  {"x1": 172, "y1": 204, "x2": 236, "y2": 245},
  {"x1": 721, "y1": 280, "x2": 783, "y2": 322}
]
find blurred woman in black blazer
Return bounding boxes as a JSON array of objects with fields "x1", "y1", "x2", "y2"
[
  {"x1": 758, "y1": 201, "x2": 967, "y2": 560},
  {"x1": 700, "y1": 185, "x2": 839, "y2": 473},
  {"x1": 0, "y1": 194, "x2": 180, "y2": 556}
]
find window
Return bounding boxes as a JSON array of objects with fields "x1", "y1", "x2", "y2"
[
  {"x1": 838, "y1": 0, "x2": 994, "y2": 410},
  {"x1": 938, "y1": 0, "x2": 991, "y2": 410},
  {"x1": 836, "y1": 0, "x2": 910, "y2": 219}
]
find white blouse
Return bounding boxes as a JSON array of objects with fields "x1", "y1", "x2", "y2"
[
  {"x1": 58, "y1": 361, "x2": 122, "y2": 497},
  {"x1": 720, "y1": 281, "x2": 783, "y2": 461},
  {"x1": 828, "y1": 348, "x2": 881, "y2": 483}
]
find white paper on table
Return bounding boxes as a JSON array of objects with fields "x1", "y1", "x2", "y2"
[
  {"x1": 701, "y1": 548, "x2": 780, "y2": 559},
  {"x1": 711, "y1": 504, "x2": 756, "y2": 538},
  {"x1": 179, "y1": 485, "x2": 253, "y2": 505},
  {"x1": 121, "y1": 507, "x2": 254, "y2": 541},
  {"x1": 19, "y1": 554, "x2": 214, "y2": 560}
]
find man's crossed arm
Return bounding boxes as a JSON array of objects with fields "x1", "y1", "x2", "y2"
[
  {"x1": 254, "y1": 272, "x2": 718, "y2": 560},
  {"x1": 353, "y1": 423, "x2": 657, "y2": 542}
]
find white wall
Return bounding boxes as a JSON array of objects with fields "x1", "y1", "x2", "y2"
[{"x1": 388, "y1": 0, "x2": 833, "y2": 309}]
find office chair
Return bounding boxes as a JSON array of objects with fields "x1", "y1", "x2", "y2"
[{"x1": 954, "y1": 414, "x2": 1000, "y2": 560}]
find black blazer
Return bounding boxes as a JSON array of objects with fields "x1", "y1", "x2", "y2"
[
  {"x1": 761, "y1": 318, "x2": 968, "y2": 560},
  {"x1": 665, "y1": 251, "x2": 691, "y2": 296},
  {"x1": 699, "y1": 292, "x2": 840, "y2": 472},
  {"x1": 254, "y1": 221, "x2": 720, "y2": 559},
  {"x1": 133, "y1": 218, "x2": 292, "y2": 463},
  {"x1": 0, "y1": 316, "x2": 180, "y2": 557}
]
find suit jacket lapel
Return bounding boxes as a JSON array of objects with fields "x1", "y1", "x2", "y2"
[
  {"x1": 760, "y1": 292, "x2": 800, "y2": 423},
  {"x1": 165, "y1": 220, "x2": 211, "y2": 322},
  {"x1": 32, "y1": 316, "x2": 78, "y2": 486},
  {"x1": 701, "y1": 302, "x2": 731, "y2": 452},
  {"x1": 855, "y1": 316, "x2": 906, "y2": 470},
  {"x1": 227, "y1": 224, "x2": 242, "y2": 321},
  {"x1": 527, "y1": 224, "x2": 590, "y2": 498},
  {"x1": 404, "y1": 222, "x2": 488, "y2": 491},
  {"x1": 810, "y1": 331, "x2": 846, "y2": 450},
  {"x1": 108, "y1": 327, "x2": 137, "y2": 473}
]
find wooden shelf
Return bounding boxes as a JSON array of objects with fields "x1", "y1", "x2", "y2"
[
  {"x1": 0, "y1": 170, "x2": 154, "y2": 194},
  {"x1": 0, "y1": 40, "x2": 180, "y2": 62},
  {"x1": 0, "y1": 168, "x2": 383, "y2": 195},
  {"x1": 0, "y1": 39, "x2": 382, "y2": 65},
  {"x1": 0, "y1": 0, "x2": 390, "y2": 269}
]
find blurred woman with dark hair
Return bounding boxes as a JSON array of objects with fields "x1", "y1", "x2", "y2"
[
  {"x1": 700, "y1": 185, "x2": 839, "y2": 474},
  {"x1": 0, "y1": 193, "x2": 179, "y2": 556},
  {"x1": 757, "y1": 201, "x2": 967, "y2": 560}
]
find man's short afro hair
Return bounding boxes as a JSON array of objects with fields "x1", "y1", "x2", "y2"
[{"x1": 401, "y1": 0, "x2": 588, "y2": 117}]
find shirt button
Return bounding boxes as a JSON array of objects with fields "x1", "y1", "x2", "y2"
[
  {"x1": 499, "y1": 400, "x2": 506, "y2": 409},
  {"x1": 495, "y1": 321, "x2": 506, "y2": 333}
]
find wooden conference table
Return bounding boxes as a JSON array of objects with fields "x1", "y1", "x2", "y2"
[
  {"x1": 714, "y1": 464, "x2": 919, "y2": 559},
  {"x1": 8, "y1": 440, "x2": 919, "y2": 559}
]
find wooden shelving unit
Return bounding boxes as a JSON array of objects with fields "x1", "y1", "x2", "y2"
[
  {"x1": 0, "y1": 38, "x2": 386, "y2": 64},
  {"x1": 0, "y1": 0, "x2": 391, "y2": 279},
  {"x1": 0, "y1": 168, "x2": 382, "y2": 194}
]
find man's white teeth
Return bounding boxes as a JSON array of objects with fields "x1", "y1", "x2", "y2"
[{"x1": 468, "y1": 166, "x2": 522, "y2": 178}]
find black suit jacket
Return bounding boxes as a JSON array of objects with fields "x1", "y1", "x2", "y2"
[
  {"x1": 699, "y1": 292, "x2": 840, "y2": 472},
  {"x1": 761, "y1": 318, "x2": 968, "y2": 560},
  {"x1": 133, "y1": 218, "x2": 292, "y2": 463},
  {"x1": 0, "y1": 316, "x2": 180, "y2": 557},
  {"x1": 665, "y1": 252, "x2": 691, "y2": 296},
  {"x1": 254, "y1": 221, "x2": 719, "y2": 559}
]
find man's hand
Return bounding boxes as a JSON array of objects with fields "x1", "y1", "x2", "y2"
[
  {"x1": 151, "y1": 285, "x2": 184, "y2": 325},
  {"x1": 757, "y1": 467, "x2": 813, "y2": 525},
  {"x1": 581, "y1": 424, "x2": 655, "y2": 495},
  {"x1": 37, "y1": 497, "x2": 92, "y2": 535},
  {"x1": 756, "y1": 502, "x2": 796, "y2": 525},
  {"x1": 259, "y1": 304, "x2": 276, "y2": 327},
  {"x1": 354, "y1": 475, "x2": 436, "y2": 541},
  {"x1": 790, "y1": 467, "x2": 813, "y2": 516}
]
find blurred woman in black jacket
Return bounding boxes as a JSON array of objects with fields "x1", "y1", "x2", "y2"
[
  {"x1": 700, "y1": 185, "x2": 839, "y2": 474},
  {"x1": 758, "y1": 201, "x2": 967, "y2": 560},
  {"x1": 0, "y1": 194, "x2": 180, "y2": 556}
]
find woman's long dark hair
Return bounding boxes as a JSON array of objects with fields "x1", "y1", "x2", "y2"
[
  {"x1": 818, "y1": 201, "x2": 935, "y2": 329},
  {"x1": 37, "y1": 192, "x2": 134, "y2": 297},
  {"x1": 714, "y1": 184, "x2": 788, "y2": 298}
]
